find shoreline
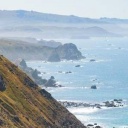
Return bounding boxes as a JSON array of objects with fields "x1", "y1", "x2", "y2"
[
  {"x1": 59, "y1": 99, "x2": 125, "y2": 109},
  {"x1": 59, "y1": 99, "x2": 126, "y2": 128}
]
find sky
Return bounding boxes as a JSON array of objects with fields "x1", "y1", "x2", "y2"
[{"x1": 0, "y1": 0, "x2": 128, "y2": 19}]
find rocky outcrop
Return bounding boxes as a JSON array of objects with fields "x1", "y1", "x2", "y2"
[
  {"x1": 0, "y1": 75, "x2": 6, "y2": 91},
  {"x1": 48, "y1": 43, "x2": 85, "y2": 62},
  {"x1": 19, "y1": 59, "x2": 47, "y2": 85},
  {"x1": 19, "y1": 59, "x2": 59, "y2": 87},
  {"x1": 91, "y1": 85, "x2": 97, "y2": 89},
  {"x1": 44, "y1": 76, "x2": 56, "y2": 87},
  {"x1": 19, "y1": 59, "x2": 27, "y2": 69},
  {"x1": 39, "y1": 89, "x2": 52, "y2": 99},
  {"x1": 75, "y1": 65, "x2": 81, "y2": 67},
  {"x1": 104, "y1": 99, "x2": 124, "y2": 107},
  {"x1": 57, "y1": 43, "x2": 84, "y2": 60},
  {"x1": 87, "y1": 124, "x2": 102, "y2": 128},
  {"x1": 60, "y1": 99, "x2": 124, "y2": 109},
  {"x1": 90, "y1": 59, "x2": 96, "y2": 62}
]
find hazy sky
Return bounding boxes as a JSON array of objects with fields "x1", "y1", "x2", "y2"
[{"x1": 0, "y1": 0, "x2": 128, "y2": 18}]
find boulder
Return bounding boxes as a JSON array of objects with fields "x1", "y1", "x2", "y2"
[
  {"x1": 91, "y1": 85, "x2": 97, "y2": 89},
  {"x1": 39, "y1": 89, "x2": 52, "y2": 99},
  {"x1": 20, "y1": 59, "x2": 27, "y2": 68},
  {"x1": 44, "y1": 76, "x2": 56, "y2": 87},
  {"x1": 95, "y1": 126, "x2": 101, "y2": 128},
  {"x1": 87, "y1": 124, "x2": 94, "y2": 127},
  {"x1": 104, "y1": 101, "x2": 116, "y2": 107},
  {"x1": 75, "y1": 65, "x2": 80, "y2": 67},
  {"x1": 90, "y1": 59, "x2": 96, "y2": 62}
]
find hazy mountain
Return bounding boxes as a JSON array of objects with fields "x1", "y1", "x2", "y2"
[
  {"x1": 0, "y1": 10, "x2": 127, "y2": 38},
  {"x1": 0, "y1": 10, "x2": 128, "y2": 24},
  {"x1": 0, "y1": 10, "x2": 106, "y2": 24}
]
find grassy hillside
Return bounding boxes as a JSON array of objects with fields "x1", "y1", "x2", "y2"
[{"x1": 0, "y1": 55, "x2": 86, "y2": 128}]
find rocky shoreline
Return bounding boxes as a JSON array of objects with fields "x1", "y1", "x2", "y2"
[
  {"x1": 18, "y1": 59, "x2": 62, "y2": 87},
  {"x1": 59, "y1": 99, "x2": 125, "y2": 128},
  {"x1": 59, "y1": 99, "x2": 124, "y2": 109}
]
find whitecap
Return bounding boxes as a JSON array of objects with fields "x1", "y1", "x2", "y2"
[{"x1": 68, "y1": 107, "x2": 99, "y2": 115}]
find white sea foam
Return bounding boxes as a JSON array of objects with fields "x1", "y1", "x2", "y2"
[
  {"x1": 68, "y1": 107, "x2": 99, "y2": 115},
  {"x1": 95, "y1": 59, "x2": 111, "y2": 63},
  {"x1": 120, "y1": 126, "x2": 128, "y2": 128},
  {"x1": 45, "y1": 86, "x2": 89, "y2": 93}
]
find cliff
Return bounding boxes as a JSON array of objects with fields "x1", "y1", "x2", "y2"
[
  {"x1": 0, "y1": 55, "x2": 86, "y2": 128},
  {"x1": 0, "y1": 39, "x2": 84, "y2": 62},
  {"x1": 19, "y1": 59, "x2": 59, "y2": 87},
  {"x1": 57, "y1": 43, "x2": 84, "y2": 60}
]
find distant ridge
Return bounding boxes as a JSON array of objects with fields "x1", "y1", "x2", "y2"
[
  {"x1": 0, "y1": 10, "x2": 128, "y2": 24},
  {"x1": 0, "y1": 10, "x2": 127, "y2": 38}
]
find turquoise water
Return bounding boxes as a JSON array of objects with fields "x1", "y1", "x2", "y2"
[{"x1": 27, "y1": 37, "x2": 128, "y2": 128}]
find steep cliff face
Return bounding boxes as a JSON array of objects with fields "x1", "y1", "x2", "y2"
[
  {"x1": 48, "y1": 43, "x2": 85, "y2": 62},
  {"x1": 56, "y1": 43, "x2": 84, "y2": 60},
  {"x1": 0, "y1": 39, "x2": 84, "y2": 62},
  {"x1": 0, "y1": 55, "x2": 86, "y2": 128}
]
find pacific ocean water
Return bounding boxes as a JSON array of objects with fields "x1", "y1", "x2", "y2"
[{"x1": 27, "y1": 37, "x2": 128, "y2": 128}]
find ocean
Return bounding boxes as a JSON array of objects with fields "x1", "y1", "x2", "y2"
[{"x1": 27, "y1": 37, "x2": 128, "y2": 128}]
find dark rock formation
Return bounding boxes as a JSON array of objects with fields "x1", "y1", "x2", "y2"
[
  {"x1": 31, "y1": 69, "x2": 40, "y2": 79},
  {"x1": 104, "y1": 101, "x2": 116, "y2": 107},
  {"x1": 90, "y1": 59, "x2": 96, "y2": 62},
  {"x1": 65, "y1": 71, "x2": 72, "y2": 74},
  {"x1": 20, "y1": 59, "x2": 27, "y2": 68},
  {"x1": 0, "y1": 75, "x2": 6, "y2": 91},
  {"x1": 91, "y1": 85, "x2": 97, "y2": 89},
  {"x1": 48, "y1": 43, "x2": 84, "y2": 62},
  {"x1": 56, "y1": 43, "x2": 84, "y2": 60},
  {"x1": 60, "y1": 99, "x2": 125, "y2": 109},
  {"x1": 86, "y1": 123, "x2": 102, "y2": 128},
  {"x1": 13, "y1": 116, "x2": 20, "y2": 123},
  {"x1": 95, "y1": 126, "x2": 102, "y2": 128},
  {"x1": 23, "y1": 77, "x2": 37, "y2": 88},
  {"x1": 39, "y1": 89, "x2": 52, "y2": 99},
  {"x1": 44, "y1": 76, "x2": 56, "y2": 87},
  {"x1": 87, "y1": 124, "x2": 94, "y2": 127},
  {"x1": 75, "y1": 65, "x2": 80, "y2": 67},
  {"x1": 19, "y1": 59, "x2": 60, "y2": 87}
]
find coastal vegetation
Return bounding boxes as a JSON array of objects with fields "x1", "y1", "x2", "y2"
[{"x1": 0, "y1": 55, "x2": 85, "y2": 128}]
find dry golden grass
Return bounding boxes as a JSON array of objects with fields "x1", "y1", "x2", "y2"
[{"x1": 0, "y1": 55, "x2": 85, "y2": 128}]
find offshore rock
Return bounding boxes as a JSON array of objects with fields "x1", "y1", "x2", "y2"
[{"x1": 56, "y1": 43, "x2": 84, "y2": 60}]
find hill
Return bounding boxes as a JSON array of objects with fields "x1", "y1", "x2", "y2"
[
  {"x1": 0, "y1": 10, "x2": 126, "y2": 38},
  {"x1": 0, "y1": 10, "x2": 128, "y2": 24},
  {"x1": 0, "y1": 39, "x2": 84, "y2": 61},
  {"x1": 0, "y1": 55, "x2": 85, "y2": 128}
]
